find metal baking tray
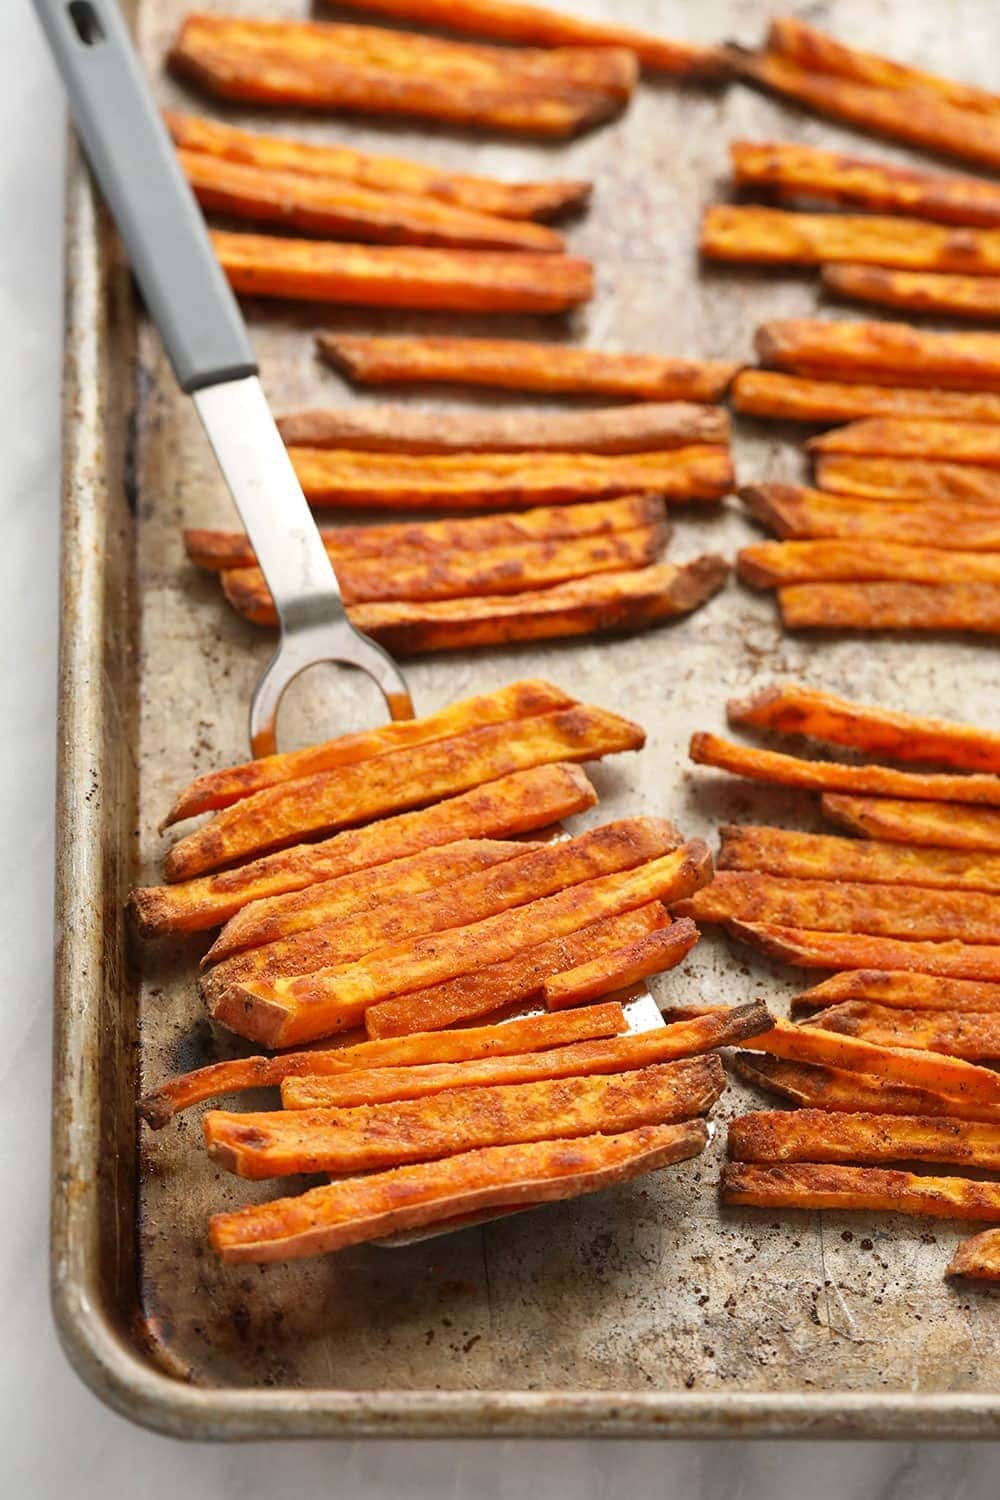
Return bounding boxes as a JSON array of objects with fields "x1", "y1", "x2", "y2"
[{"x1": 51, "y1": 0, "x2": 1000, "y2": 1440}]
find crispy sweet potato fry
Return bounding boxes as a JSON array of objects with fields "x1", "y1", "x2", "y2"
[
  {"x1": 203, "y1": 1053, "x2": 725, "y2": 1178},
  {"x1": 276, "y1": 402, "x2": 729, "y2": 455},
  {"x1": 365, "y1": 902, "x2": 670, "y2": 1037},
  {"x1": 216, "y1": 842, "x2": 712, "y2": 1045},
  {"x1": 731, "y1": 370, "x2": 1000, "y2": 425},
  {"x1": 738, "y1": 540, "x2": 1000, "y2": 589},
  {"x1": 282, "y1": 1001, "x2": 769, "y2": 1109},
  {"x1": 804, "y1": 1001, "x2": 1000, "y2": 1061},
  {"x1": 689, "y1": 732, "x2": 1000, "y2": 806},
  {"x1": 730, "y1": 1051, "x2": 1000, "y2": 1124},
  {"x1": 325, "y1": 0, "x2": 730, "y2": 78},
  {"x1": 729, "y1": 50, "x2": 1000, "y2": 172},
  {"x1": 320, "y1": 334, "x2": 740, "y2": 402},
  {"x1": 780, "y1": 580, "x2": 1000, "y2": 634},
  {"x1": 721, "y1": 1160, "x2": 1000, "y2": 1221},
  {"x1": 138, "y1": 1000, "x2": 627, "y2": 1128},
  {"x1": 756, "y1": 319, "x2": 1000, "y2": 391},
  {"x1": 729, "y1": 922, "x2": 1000, "y2": 983},
  {"x1": 794, "y1": 970, "x2": 1000, "y2": 1015},
  {"x1": 165, "y1": 111, "x2": 592, "y2": 221},
  {"x1": 946, "y1": 1228, "x2": 1000, "y2": 1280},
  {"x1": 727, "y1": 681, "x2": 1000, "y2": 773},
  {"x1": 165, "y1": 704, "x2": 644, "y2": 881},
  {"x1": 815, "y1": 454, "x2": 1000, "y2": 504},
  {"x1": 209, "y1": 1121, "x2": 708, "y2": 1264},
  {"x1": 742, "y1": 483, "x2": 1000, "y2": 549},
  {"x1": 164, "y1": 678, "x2": 573, "y2": 825},
  {"x1": 543, "y1": 921, "x2": 699, "y2": 1009},
  {"x1": 822, "y1": 793, "x2": 1000, "y2": 852},
  {"x1": 730, "y1": 141, "x2": 1000, "y2": 228},
  {"x1": 823, "y1": 264, "x2": 1000, "y2": 320},
  {"x1": 180, "y1": 149, "x2": 565, "y2": 252},
  {"x1": 212, "y1": 231, "x2": 593, "y2": 313},
  {"x1": 718, "y1": 825, "x2": 1000, "y2": 894},
  {"x1": 201, "y1": 818, "x2": 681, "y2": 1004},
  {"x1": 132, "y1": 763, "x2": 596, "y2": 937},
  {"x1": 729, "y1": 1108, "x2": 1000, "y2": 1170},
  {"x1": 701, "y1": 206, "x2": 1000, "y2": 275}
]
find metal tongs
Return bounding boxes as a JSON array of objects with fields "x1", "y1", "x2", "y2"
[{"x1": 33, "y1": 0, "x2": 413, "y2": 755}]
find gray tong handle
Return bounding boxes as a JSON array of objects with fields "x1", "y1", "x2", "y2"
[{"x1": 32, "y1": 0, "x2": 256, "y2": 392}]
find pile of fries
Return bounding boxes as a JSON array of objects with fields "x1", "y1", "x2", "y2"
[
  {"x1": 680, "y1": 680, "x2": 1000, "y2": 1281},
  {"x1": 132, "y1": 680, "x2": 777, "y2": 1260}
]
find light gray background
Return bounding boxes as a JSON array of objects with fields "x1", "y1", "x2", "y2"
[{"x1": 5, "y1": 1, "x2": 999, "y2": 1490}]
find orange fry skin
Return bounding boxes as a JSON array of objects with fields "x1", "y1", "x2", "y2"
[
  {"x1": 803, "y1": 1000, "x2": 1000, "y2": 1062},
  {"x1": 823, "y1": 265, "x2": 1000, "y2": 321},
  {"x1": 742, "y1": 483, "x2": 1000, "y2": 551},
  {"x1": 779, "y1": 580, "x2": 1000, "y2": 634},
  {"x1": 738, "y1": 540, "x2": 1000, "y2": 590},
  {"x1": 543, "y1": 920, "x2": 699, "y2": 1009},
  {"x1": 822, "y1": 793, "x2": 1000, "y2": 853},
  {"x1": 731, "y1": 370, "x2": 1000, "y2": 425},
  {"x1": 730, "y1": 1051, "x2": 1000, "y2": 1125},
  {"x1": 947, "y1": 1228, "x2": 1000, "y2": 1281},
  {"x1": 794, "y1": 970, "x2": 1000, "y2": 1015},
  {"x1": 718, "y1": 824, "x2": 1000, "y2": 894},
  {"x1": 756, "y1": 319, "x2": 1000, "y2": 392},
  {"x1": 729, "y1": 1108, "x2": 1000, "y2": 1171},
  {"x1": 815, "y1": 455, "x2": 1000, "y2": 506},
  {"x1": 722, "y1": 1161, "x2": 1000, "y2": 1222},
  {"x1": 812, "y1": 419, "x2": 1000, "y2": 471},
  {"x1": 730, "y1": 921, "x2": 1000, "y2": 984}
]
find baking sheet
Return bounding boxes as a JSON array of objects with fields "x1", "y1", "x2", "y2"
[{"x1": 52, "y1": 0, "x2": 1000, "y2": 1438}]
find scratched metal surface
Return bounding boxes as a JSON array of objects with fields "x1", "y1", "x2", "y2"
[{"x1": 53, "y1": 0, "x2": 1000, "y2": 1439}]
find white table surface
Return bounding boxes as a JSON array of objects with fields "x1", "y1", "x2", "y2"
[{"x1": 5, "y1": 3, "x2": 1000, "y2": 1490}]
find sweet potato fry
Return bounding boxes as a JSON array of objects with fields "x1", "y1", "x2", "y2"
[
  {"x1": 164, "y1": 677, "x2": 573, "y2": 825},
  {"x1": 542, "y1": 921, "x2": 699, "y2": 1009},
  {"x1": 203, "y1": 1053, "x2": 725, "y2": 1178},
  {"x1": 822, "y1": 793, "x2": 1000, "y2": 852},
  {"x1": 729, "y1": 922, "x2": 1000, "y2": 983},
  {"x1": 689, "y1": 732, "x2": 1000, "y2": 806},
  {"x1": 946, "y1": 1228, "x2": 1000, "y2": 1280},
  {"x1": 738, "y1": 540, "x2": 1000, "y2": 589},
  {"x1": 132, "y1": 764, "x2": 596, "y2": 938},
  {"x1": 701, "y1": 206, "x2": 1000, "y2": 275},
  {"x1": 319, "y1": 334, "x2": 740, "y2": 403},
  {"x1": 282, "y1": 1001, "x2": 769, "y2": 1109},
  {"x1": 822, "y1": 265, "x2": 1000, "y2": 321},
  {"x1": 731, "y1": 370, "x2": 1000, "y2": 425},
  {"x1": 209, "y1": 1121, "x2": 708, "y2": 1264},
  {"x1": 201, "y1": 818, "x2": 681, "y2": 1005},
  {"x1": 729, "y1": 1108, "x2": 1000, "y2": 1171},
  {"x1": 729, "y1": 50, "x2": 1000, "y2": 172},
  {"x1": 718, "y1": 825, "x2": 1000, "y2": 894},
  {"x1": 165, "y1": 111, "x2": 592, "y2": 222},
  {"x1": 730, "y1": 1051, "x2": 1000, "y2": 1124},
  {"x1": 276, "y1": 402, "x2": 729, "y2": 455},
  {"x1": 721, "y1": 1161, "x2": 1000, "y2": 1221},
  {"x1": 727, "y1": 681, "x2": 1000, "y2": 773},
  {"x1": 212, "y1": 231, "x2": 593, "y2": 313},
  {"x1": 179, "y1": 149, "x2": 565, "y2": 252},
  {"x1": 165, "y1": 704, "x2": 644, "y2": 881},
  {"x1": 138, "y1": 1000, "x2": 627, "y2": 1128},
  {"x1": 215, "y1": 842, "x2": 712, "y2": 1045},
  {"x1": 217, "y1": 524, "x2": 668, "y2": 618},
  {"x1": 803, "y1": 1000, "x2": 1000, "y2": 1061},
  {"x1": 729, "y1": 141, "x2": 1000, "y2": 228},
  {"x1": 780, "y1": 580, "x2": 1000, "y2": 634},
  {"x1": 815, "y1": 454, "x2": 1000, "y2": 504},
  {"x1": 324, "y1": 0, "x2": 730, "y2": 78},
  {"x1": 766, "y1": 16, "x2": 1000, "y2": 117},
  {"x1": 755, "y1": 318, "x2": 1000, "y2": 391},
  {"x1": 794, "y1": 970, "x2": 1000, "y2": 1015},
  {"x1": 364, "y1": 902, "x2": 670, "y2": 1037},
  {"x1": 741, "y1": 483, "x2": 1000, "y2": 549}
]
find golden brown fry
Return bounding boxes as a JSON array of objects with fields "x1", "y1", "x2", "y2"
[
  {"x1": 543, "y1": 920, "x2": 699, "y2": 1009},
  {"x1": 816, "y1": 454, "x2": 1000, "y2": 503},
  {"x1": 729, "y1": 1108, "x2": 1000, "y2": 1171},
  {"x1": 730, "y1": 141, "x2": 1000, "y2": 228},
  {"x1": 721, "y1": 1160, "x2": 1000, "y2": 1221},
  {"x1": 804, "y1": 1001, "x2": 1000, "y2": 1061},
  {"x1": 946, "y1": 1228, "x2": 1000, "y2": 1280},
  {"x1": 138, "y1": 1001, "x2": 627, "y2": 1128},
  {"x1": 718, "y1": 824, "x2": 1000, "y2": 894},
  {"x1": 729, "y1": 921, "x2": 1000, "y2": 983},
  {"x1": 780, "y1": 580, "x2": 1000, "y2": 634},
  {"x1": 320, "y1": 334, "x2": 740, "y2": 402},
  {"x1": 756, "y1": 318, "x2": 1000, "y2": 390},
  {"x1": 741, "y1": 483, "x2": 1000, "y2": 549},
  {"x1": 209, "y1": 1121, "x2": 708, "y2": 1264},
  {"x1": 165, "y1": 704, "x2": 643, "y2": 882},
  {"x1": 738, "y1": 540, "x2": 1000, "y2": 589},
  {"x1": 731, "y1": 370, "x2": 1000, "y2": 424},
  {"x1": 276, "y1": 402, "x2": 729, "y2": 455},
  {"x1": 216, "y1": 842, "x2": 712, "y2": 1046},
  {"x1": 823, "y1": 264, "x2": 1000, "y2": 321},
  {"x1": 365, "y1": 902, "x2": 669, "y2": 1037},
  {"x1": 731, "y1": 1051, "x2": 1000, "y2": 1124},
  {"x1": 203, "y1": 1053, "x2": 725, "y2": 1178},
  {"x1": 690, "y1": 731, "x2": 1000, "y2": 806},
  {"x1": 822, "y1": 793, "x2": 1000, "y2": 852},
  {"x1": 212, "y1": 231, "x2": 593, "y2": 313},
  {"x1": 165, "y1": 111, "x2": 592, "y2": 222},
  {"x1": 282, "y1": 1001, "x2": 769, "y2": 1108},
  {"x1": 794, "y1": 970, "x2": 1000, "y2": 1014},
  {"x1": 727, "y1": 681, "x2": 1000, "y2": 773},
  {"x1": 325, "y1": 0, "x2": 730, "y2": 77}
]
